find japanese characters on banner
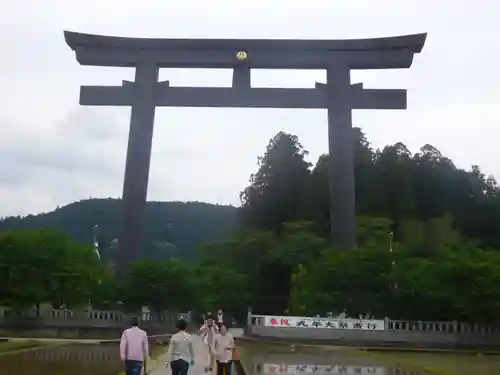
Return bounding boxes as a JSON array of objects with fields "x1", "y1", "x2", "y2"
[
  {"x1": 260, "y1": 364, "x2": 384, "y2": 375},
  {"x1": 264, "y1": 316, "x2": 385, "y2": 331}
]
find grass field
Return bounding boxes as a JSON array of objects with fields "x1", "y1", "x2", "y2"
[{"x1": 0, "y1": 340, "x2": 44, "y2": 354}]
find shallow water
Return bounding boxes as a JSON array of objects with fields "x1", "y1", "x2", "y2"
[
  {"x1": 2, "y1": 340, "x2": 497, "y2": 375},
  {"x1": 0, "y1": 344, "x2": 123, "y2": 375},
  {"x1": 374, "y1": 351, "x2": 500, "y2": 375},
  {"x1": 244, "y1": 344, "x2": 432, "y2": 375}
]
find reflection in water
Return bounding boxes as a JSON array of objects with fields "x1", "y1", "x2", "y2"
[
  {"x1": 253, "y1": 358, "x2": 429, "y2": 375},
  {"x1": 0, "y1": 344, "x2": 123, "y2": 375},
  {"x1": 257, "y1": 363, "x2": 385, "y2": 375},
  {"x1": 256, "y1": 362, "x2": 427, "y2": 375}
]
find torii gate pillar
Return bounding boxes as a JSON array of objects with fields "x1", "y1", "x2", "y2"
[
  {"x1": 119, "y1": 63, "x2": 159, "y2": 275},
  {"x1": 326, "y1": 61, "x2": 356, "y2": 250}
]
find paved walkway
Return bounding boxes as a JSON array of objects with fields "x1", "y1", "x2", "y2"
[{"x1": 149, "y1": 336, "x2": 211, "y2": 375}]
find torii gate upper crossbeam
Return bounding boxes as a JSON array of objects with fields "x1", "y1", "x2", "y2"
[
  {"x1": 79, "y1": 84, "x2": 407, "y2": 110},
  {"x1": 65, "y1": 31, "x2": 426, "y2": 69}
]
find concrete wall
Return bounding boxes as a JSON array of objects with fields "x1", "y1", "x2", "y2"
[{"x1": 247, "y1": 325, "x2": 500, "y2": 349}]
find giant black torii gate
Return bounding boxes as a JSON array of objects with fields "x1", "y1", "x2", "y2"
[{"x1": 64, "y1": 31, "x2": 426, "y2": 278}]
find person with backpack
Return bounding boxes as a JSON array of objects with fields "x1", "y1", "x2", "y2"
[
  {"x1": 199, "y1": 313, "x2": 219, "y2": 372},
  {"x1": 120, "y1": 316, "x2": 149, "y2": 375},
  {"x1": 165, "y1": 319, "x2": 195, "y2": 375}
]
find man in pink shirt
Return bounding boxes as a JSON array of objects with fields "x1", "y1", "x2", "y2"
[{"x1": 120, "y1": 316, "x2": 149, "y2": 375}]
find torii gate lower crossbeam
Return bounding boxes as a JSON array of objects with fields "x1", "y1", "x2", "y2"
[{"x1": 64, "y1": 31, "x2": 426, "y2": 279}]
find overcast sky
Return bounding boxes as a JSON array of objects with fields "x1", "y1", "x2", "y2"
[{"x1": 0, "y1": 1, "x2": 499, "y2": 217}]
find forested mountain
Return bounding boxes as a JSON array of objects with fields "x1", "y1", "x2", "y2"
[{"x1": 0, "y1": 199, "x2": 238, "y2": 259}]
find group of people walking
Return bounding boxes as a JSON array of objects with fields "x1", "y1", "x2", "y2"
[{"x1": 119, "y1": 309, "x2": 234, "y2": 375}]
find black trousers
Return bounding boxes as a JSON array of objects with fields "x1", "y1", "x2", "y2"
[
  {"x1": 217, "y1": 360, "x2": 232, "y2": 375},
  {"x1": 171, "y1": 359, "x2": 190, "y2": 375}
]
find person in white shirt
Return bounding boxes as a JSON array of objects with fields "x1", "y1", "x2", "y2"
[
  {"x1": 165, "y1": 319, "x2": 195, "y2": 375},
  {"x1": 214, "y1": 325, "x2": 234, "y2": 375},
  {"x1": 199, "y1": 313, "x2": 219, "y2": 372}
]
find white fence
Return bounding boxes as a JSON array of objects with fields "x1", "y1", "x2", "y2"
[{"x1": 0, "y1": 308, "x2": 191, "y2": 328}]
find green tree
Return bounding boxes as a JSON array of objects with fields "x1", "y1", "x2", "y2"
[
  {"x1": 91, "y1": 270, "x2": 118, "y2": 309},
  {"x1": 399, "y1": 214, "x2": 463, "y2": 256},
  {"x1": 120, "y1": 259, "x2": 197, "y2": 312},
  {"x1": 307, "y1": 247, "x2": 395, "y2": 317},
  {"x1": 240, "y1": 131, "x2": 312, "y2": 233},
  {"x1": 198, "y1": 230, "x2": 280, "y2": 314},
  {"x1": 288, "y1": 263, "x2": 309, "y2": 315},
  {"x1": 0, "y1": 229, "x2": 101, "y2": 310},
  {"x1": 392, "y1": 246, "x2": 500, "y2": 322},
  {"x1": 371, "y1": 142, "x2": 416, "y2": 226},
  {"x1": 194, "y1": 264, "x2": 250, "y2": 320}
]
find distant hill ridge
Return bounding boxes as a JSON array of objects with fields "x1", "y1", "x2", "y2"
[{"x1": 0, "y1": 198, "x2": 239, "y2": 259}]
